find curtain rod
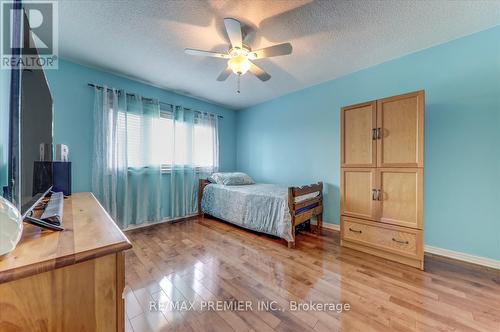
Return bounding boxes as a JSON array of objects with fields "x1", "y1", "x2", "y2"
[{"x1": 87, "y1": 83, "x2": 223, "y2": 119}]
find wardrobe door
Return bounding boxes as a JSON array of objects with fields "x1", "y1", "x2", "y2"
[
  {"x1": 376, "y1": 91, "x2": 424, "y2": 167},
  {"x1": 378, "y1": 168, "x2": 423, "y2": 229},
  {"x1": 341, "y1": 102, "x2": 377, "y2": 167},
  {"x1": 341, "y1": 168, "x2": 378, "y2": 220}
]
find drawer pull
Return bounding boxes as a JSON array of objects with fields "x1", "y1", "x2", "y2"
[
  {"x1": 392, "y1": 238, "x2": 409, "y2": 245},
  {"x1": 349, "y1": 228, "x2": 362, "y2": 234}
]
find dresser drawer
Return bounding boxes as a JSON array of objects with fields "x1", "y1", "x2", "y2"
[{"x1": 341, "y1": 216, "x2": 422, "y2": 259}]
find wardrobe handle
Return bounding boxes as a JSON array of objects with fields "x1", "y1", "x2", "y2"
[
  {"x1": 376, "y1": 128, "x2": 382, "y2": 139},
  {"x1": 349, "y1": 228, "x2": 362, "y2": 234},
  {"x1": 392, "y1": 238, "x2": 409, "y2": 245},
  {"x1": 372, "y1": 189, "x2": 377, "y2": 200},
  {"x1": 372, "y1": 128, "x2": 377, "y2": 140},
  {"x1": 376, "y1": 189, "x2": 382, "y2": 201}
]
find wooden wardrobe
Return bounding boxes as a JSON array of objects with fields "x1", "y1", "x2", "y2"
[{"x1": 340, "y1": 90, "x2": 425, "y2": 269}]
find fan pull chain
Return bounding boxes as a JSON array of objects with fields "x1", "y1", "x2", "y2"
[{"x1": 237, "y1": 74, "x2": 241, "y2": 94}]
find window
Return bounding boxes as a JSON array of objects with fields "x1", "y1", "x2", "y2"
[
  {"x1": 111, "y1": 108, "x2": 218, "y2": 171},
  {"x1": 193, "y1": 117, "x2": 217, "y2": 168},
  {"x1": 154, "y1": 113, "x2": 174, "y2": 166},
  {"x1": 125, "y1": 113, "x2": 143, "y2": 167}
]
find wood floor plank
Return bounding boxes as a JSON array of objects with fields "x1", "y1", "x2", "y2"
[
  {"x1": 124, "y1": 217, "x2": 500, "y2": 332},
  {"x1": 125, "y1": 286, "x2": 144, "y2": 319},
  {"x1": 125, "y1": 317, "x2": 134, "y2": 332}
]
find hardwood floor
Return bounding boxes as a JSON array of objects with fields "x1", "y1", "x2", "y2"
[{"x1": 123, "y1": 216, "x2": 500, "y2": 332}]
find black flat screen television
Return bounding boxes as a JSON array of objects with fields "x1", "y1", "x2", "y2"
[{"x1": 8, "y1": 9, "x2": 53, "y2": 217}]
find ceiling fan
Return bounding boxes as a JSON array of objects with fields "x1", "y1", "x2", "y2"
[{"x1": 185, "y1": 18, "x2": 293, "y2": 93}]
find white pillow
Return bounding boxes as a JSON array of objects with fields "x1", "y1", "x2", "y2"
[{"x1": 209, "y1": 172, "x2": 255, "y2": 186}]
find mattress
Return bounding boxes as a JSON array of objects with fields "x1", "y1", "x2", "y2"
[
  {"x1": 201, "y1": 183, "x2": 293, "y2": 241},
  {"x1": 294, "y1": 191, "x2": 320, "y2": 203}
]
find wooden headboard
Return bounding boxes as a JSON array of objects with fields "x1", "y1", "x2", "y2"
[{"x1": 198, "y1": 179, "x2": 210, "y2": 215}]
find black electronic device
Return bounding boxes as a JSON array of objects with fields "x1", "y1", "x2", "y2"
[
  {"x1": 33, "y1": 161, "x2": 72, "y2": 197},
  {"x1": 53, "y1": 162, "x2": 72, "y2": 196}
]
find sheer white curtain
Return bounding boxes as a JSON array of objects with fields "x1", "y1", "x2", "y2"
[
  {"x1": 92, "y1": 87, "x2": 163, "y2": 228},
  {"x1": 168, "y1": 106, "x2": 219, "y2": 218},
  {"x1": 92, "y1": 87, "x2": 219, "y2": 228},
  {"x1": 91, "y1": 86, "x2": 128, "y2": 223},
  {"x1": 194, "y1": 111, "x2": 219, "y2": 173}
]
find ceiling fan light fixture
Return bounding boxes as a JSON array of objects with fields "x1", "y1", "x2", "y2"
[
  {"x1": 228, "y1": 55, "x2": 250, "y2": 75},
  {"x1": 185, "y1": 18, "x2": 293, "y2": 85}
]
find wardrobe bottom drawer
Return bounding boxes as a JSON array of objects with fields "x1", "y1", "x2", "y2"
[{"x1": 341, "y1": 216, "x2": 423, "y2": 260}]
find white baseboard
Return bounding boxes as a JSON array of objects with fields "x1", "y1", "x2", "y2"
[
  {"x1": 322, "y1": 223, "x2": 340, "y2": 231},
  {"x1": 321, "y1": 222, "x2": 499, "y2": 270},
  {"x1": 123, "y1": 213, "x2": 198, "y2": 232},
  {"x1": 424, "y1": 245, "x2": 500, "y2": 270}
]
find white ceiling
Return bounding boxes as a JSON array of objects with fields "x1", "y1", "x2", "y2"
[{"x1": 58, "y1": 0, "x2": 500, "y2": 109}]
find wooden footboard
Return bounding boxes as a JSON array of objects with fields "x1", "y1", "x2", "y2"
[{"x1": 287, "y1": 182, "x2": 323, "y2": 248}]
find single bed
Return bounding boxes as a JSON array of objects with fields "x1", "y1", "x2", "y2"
[{"x1": 199, "y1": 179, "x2": 323, "y2": 248}]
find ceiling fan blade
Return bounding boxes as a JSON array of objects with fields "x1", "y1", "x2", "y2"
[
  {"x1": 249, "y1": 61, "x2": 271, "y2": 81},
  {"x1": 250, "y1": 43, "x2": 293, "y2": 59},
  {"x1": 216, "y1": 66, "x2": 232, "y2": 81},
  {"x1": 224, "y1": 18, "x2": 242, "y2": 49},
  {"x1": 185, "y1": 48, "x2": 229, "y2": 59}
]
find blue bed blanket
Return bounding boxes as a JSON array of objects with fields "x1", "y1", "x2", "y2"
[{"x1": 201, "y1": 183, "x2": 293, "y2": 242}]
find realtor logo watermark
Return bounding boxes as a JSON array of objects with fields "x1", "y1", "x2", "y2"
[{"x1": 1, "y1": 0, "x2": 58, "y2": 69}]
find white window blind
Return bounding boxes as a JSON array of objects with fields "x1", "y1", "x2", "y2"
[
  {"x1": 126, "y1": 113, "x2": 143, "y2": 168},
  {"x1": 193, "y1": 118, "x2": 217, "y2": 168},
  {"x1": 111, "y1": 107, "x2": 218, "y2": 171}
]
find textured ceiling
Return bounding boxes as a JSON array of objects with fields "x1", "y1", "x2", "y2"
[{"x1": 58, "y1": 0, "x2": 500, "y2": 109}]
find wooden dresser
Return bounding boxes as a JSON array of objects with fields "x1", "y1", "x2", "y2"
[
  {"x1": 0, "y1": 192, "x2": 132, "y2": 331},
  {"x1": 340, "y1": 91, "x2": 425, "y2": 269}
]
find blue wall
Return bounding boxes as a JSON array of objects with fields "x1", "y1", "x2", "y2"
[
  {"x1": 236, "y1": 27, "x2": 500, "y2": 260},
  {"x1": 45, "y1": 59, "x2": 237, "y2": 193}
]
